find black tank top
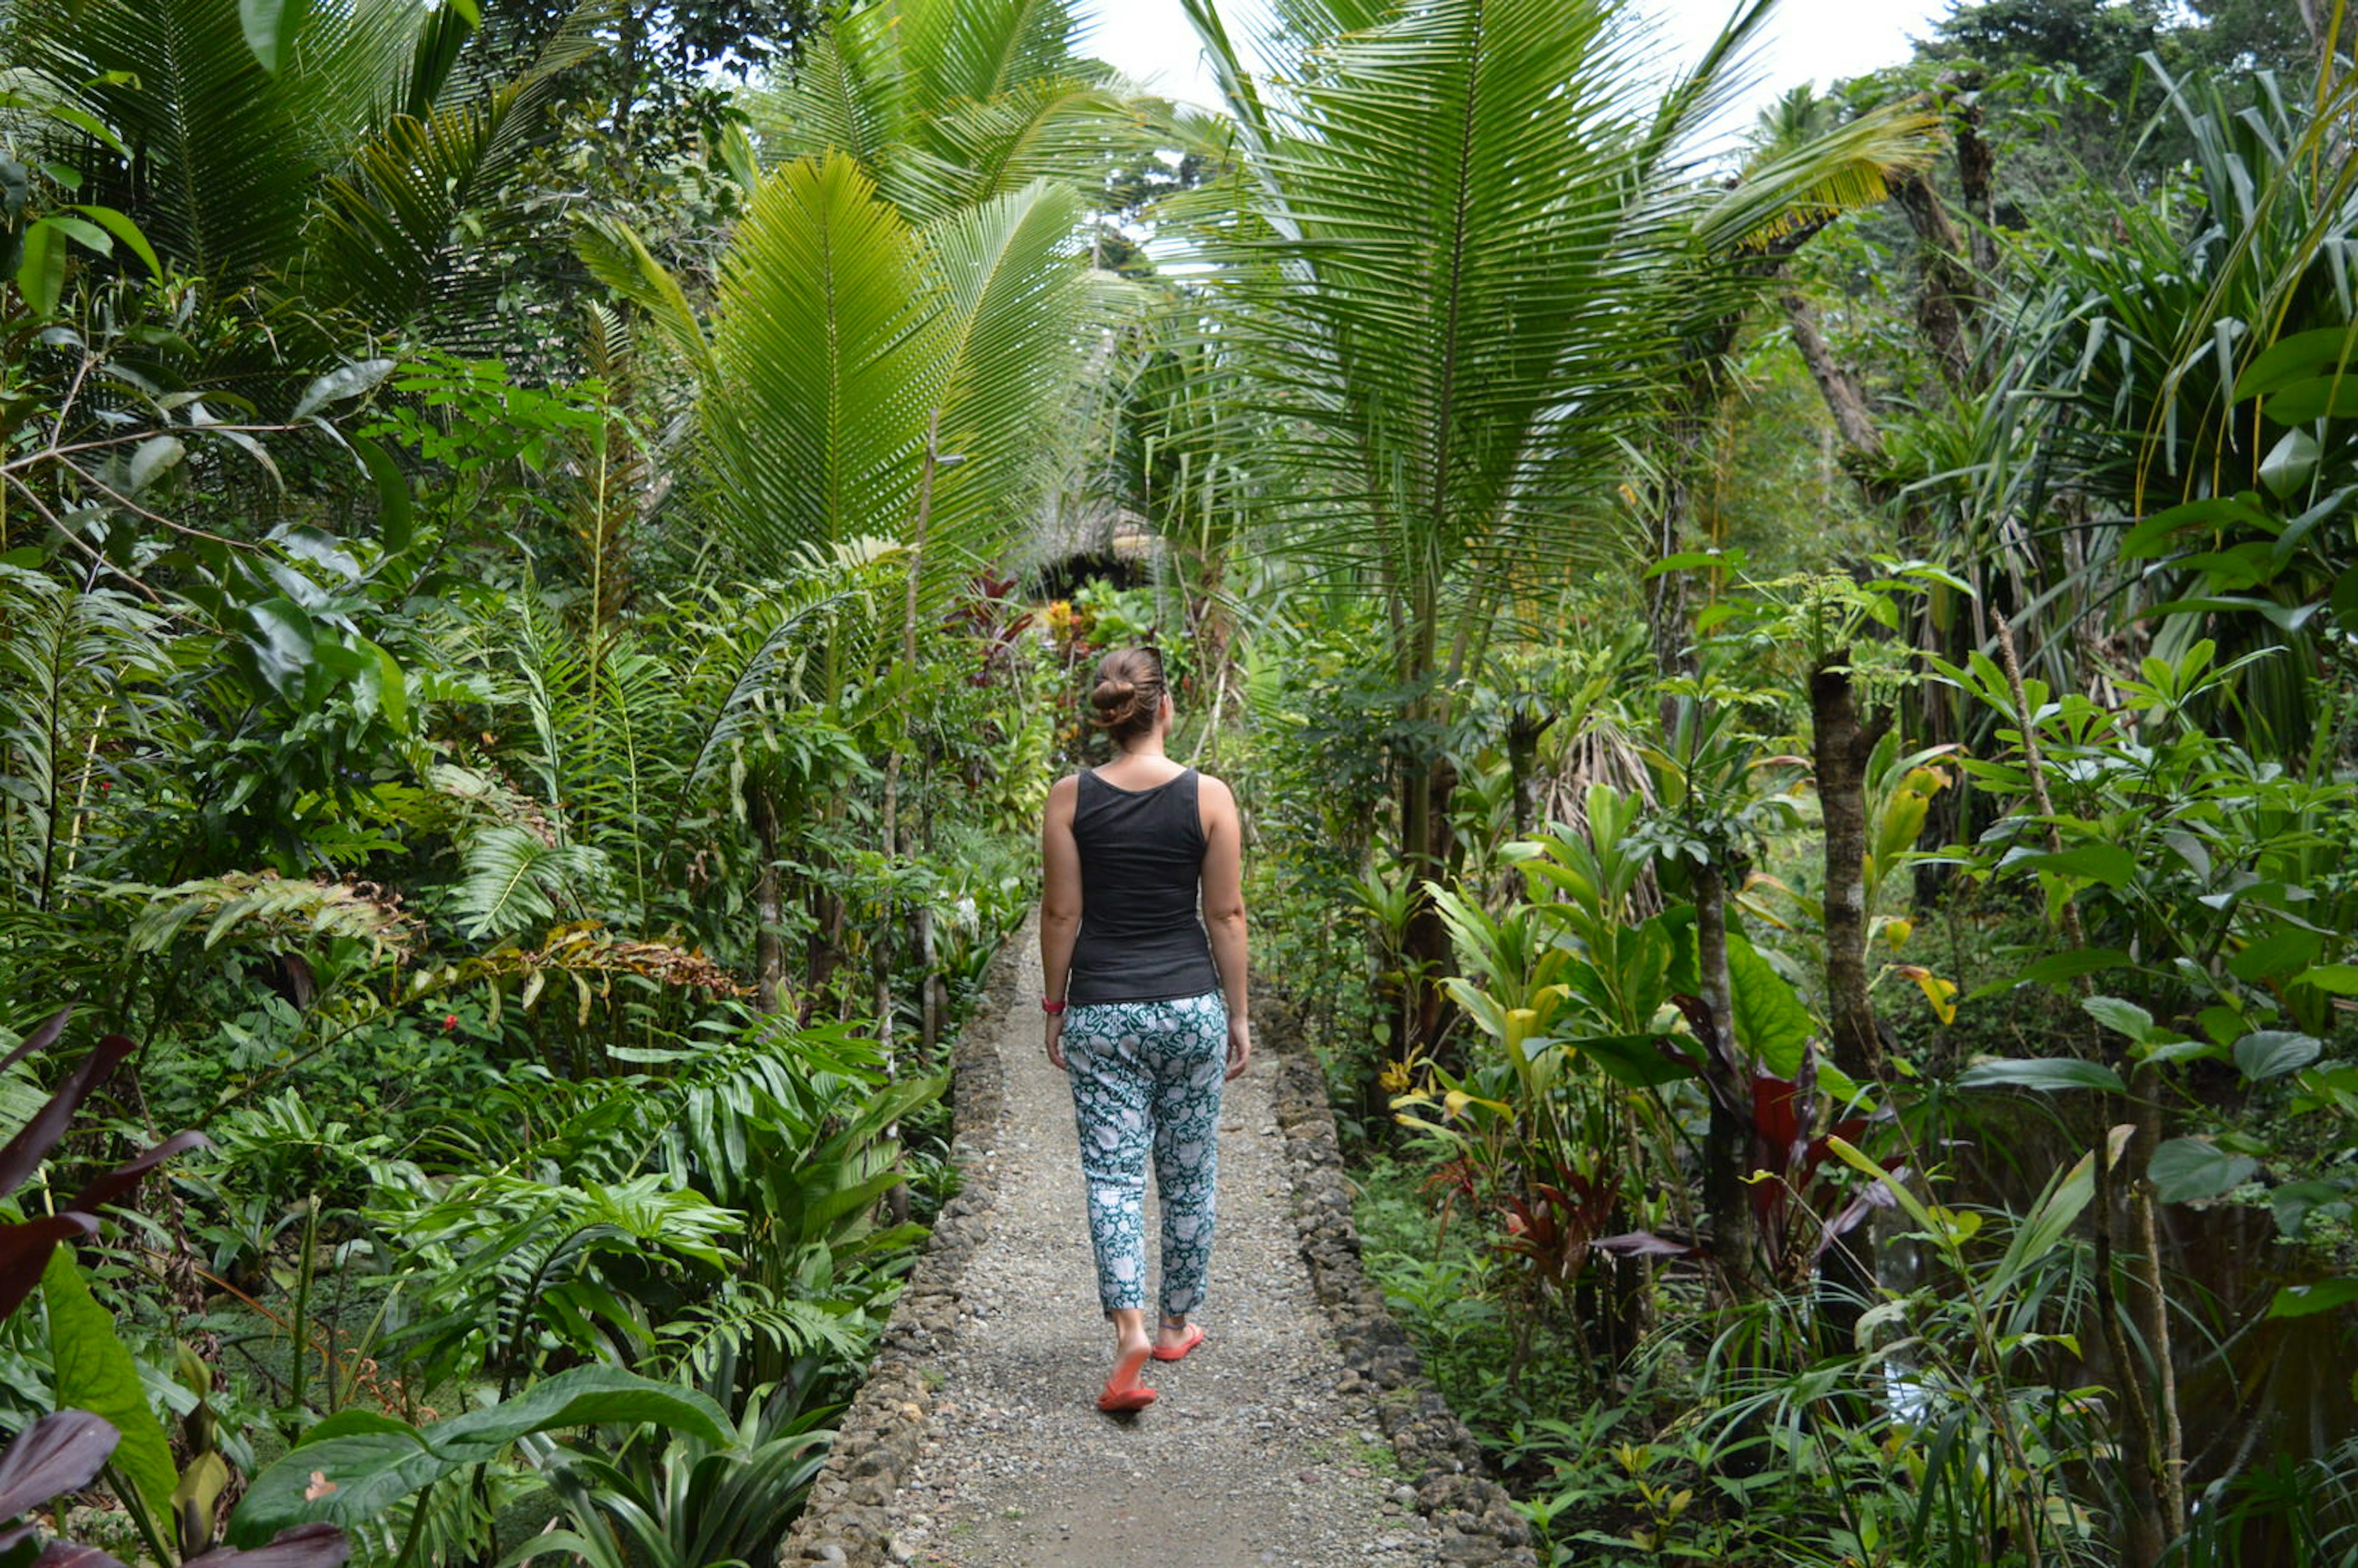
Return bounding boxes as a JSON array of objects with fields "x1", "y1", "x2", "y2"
[{"x1": 1067, "y1": 767, "x2": 1221, "y2": 1005}]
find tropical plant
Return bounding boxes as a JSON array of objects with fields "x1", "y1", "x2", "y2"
[{"x1": 1178, "y1": 0, "x2": 1941, "y2": 1057}]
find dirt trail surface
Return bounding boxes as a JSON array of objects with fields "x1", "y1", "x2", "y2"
[{"x1": 882, "y1": 939, "x2": 1448, "y2": 1568}]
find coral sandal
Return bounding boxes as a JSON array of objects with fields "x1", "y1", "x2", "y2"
[
  {"x1": 1151, "y1": 1324, "x2": 1206, "y2": 1362},
  {"x1": 1097, "y1": 1345, "x2": 1157, "y2": 1412}
]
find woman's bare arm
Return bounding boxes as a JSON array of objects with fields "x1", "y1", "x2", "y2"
[
  {"x1": 1039, "y1": 775, "x2": 1081, "y2": 1068},
  {"x1": 1198, "y1": 774, "x2": 1251, "y2": 1077}
]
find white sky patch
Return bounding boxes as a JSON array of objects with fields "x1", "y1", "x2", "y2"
[{"x1": 1080, "y1": 0, "x2": 1951, "y2": 125}]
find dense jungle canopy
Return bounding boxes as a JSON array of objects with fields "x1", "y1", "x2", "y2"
[{"x1": 1, "y1": 0, "x2": 2357, "y2": 1563}]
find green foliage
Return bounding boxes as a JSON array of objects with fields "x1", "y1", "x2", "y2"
[{"x1": 229, "y1": 1365, "x2": 730, "y2": 1547}]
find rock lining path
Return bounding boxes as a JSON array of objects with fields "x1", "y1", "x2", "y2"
[{"x1": 880, "y1": 937, "x2": 1450, "y2": 1568}]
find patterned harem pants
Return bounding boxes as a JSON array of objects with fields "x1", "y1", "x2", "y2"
[{"x1": 1062, "y1": 990, "x2": 1228, "y2": 1318}]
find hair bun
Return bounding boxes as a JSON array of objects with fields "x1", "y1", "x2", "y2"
[{"x1": 1087, "y1": 648, "x2": 1165, "y2": 742}]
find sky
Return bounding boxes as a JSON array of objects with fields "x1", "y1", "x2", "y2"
[{"x1": 1080, "y1": 0, "x2": 1958, "y2": 129}]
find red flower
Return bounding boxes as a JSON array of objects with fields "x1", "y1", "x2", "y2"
[{"x1": 442, "y1": 1014, "x2": 459, "y2": 1032}]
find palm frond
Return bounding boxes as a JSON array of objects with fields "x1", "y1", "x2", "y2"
[
  {"x1": 1698, "y1": 100, "x2": 1946, "y2": 255},
  {"x1": 916, "y1": 177, "x2": 1098, "y2": 594},
  {"x1": 705, "y1": 152, "x2": 941, "y2": 564},
  {"x1": 574, "y1": 215, "x2": 715, "y2": 375},
  {"x1": 1185, "y1": 0, "x2": 1699, "y2": 616},
  {"x1": 667, "y1": 543, "x2": 905, "y2": 819},
  {"x1": 653, "y1": 1283, "x2": 869, "y2": 1383}
]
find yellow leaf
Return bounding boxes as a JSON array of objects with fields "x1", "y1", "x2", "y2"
[{"x1": 1894, "y1": 963, "x2": 1958, "y2": 1024}]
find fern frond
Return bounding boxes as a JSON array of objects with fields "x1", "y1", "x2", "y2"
[
  {"x1": 448, "y1": 825, "x2": 608, "y2": 940},
  {"x1": 122, "y1": 871, "x2": 418, "y2": 955},
  {"x1": 653, "y1": 1284, "x2": 868, "y2": 1384}
]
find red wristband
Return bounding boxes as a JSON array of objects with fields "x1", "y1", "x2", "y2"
[{"x1": 1041, "y1": 998, "x2": 1067, "y2": 1015}]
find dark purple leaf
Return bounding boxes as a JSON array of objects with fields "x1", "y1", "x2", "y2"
[
  {"x1": 32, "y1": 1541, "x2": 129, "y2": 1568},
  {"x1": 1596, "y1": 1232, "x2": 1702, "y2": 1258},
  {"x1": 0, "y1": 1216, "x2": 98, "y2": 1324},
  {"x1": 1811, "y1": 1166, "x2": 1912, "y2": 1261},
  {"x1": 65, "y1": 1131, "x2": 212, "y2": 1217},
  {"x1": 0, "y1": 1012, "x2": 71, "y2": 1076},
  {"x1": 184, "y1": 1523, "x2": 349, "y2": 1568},
  {"x1": 0, "y1": 1036, "x2": 137, "y2": 1200},
  {"x1": 0, "y1": 1411, "x2": 120, "y2": 1520}
]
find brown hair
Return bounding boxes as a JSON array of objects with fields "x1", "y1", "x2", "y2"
[{"x1": 1089, "y1": 646, "x2": 1167, "y2": 747}]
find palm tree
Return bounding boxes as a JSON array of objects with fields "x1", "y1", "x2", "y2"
[
  {"x1": 581, "y1": 0, "x2": 1133, "y2": 1019},
  {"x1": 1180, "y1": 0, "x2": 1940, "y2": 1050},
  {"x1": 9, "y1": 0, "x2": 593, "y2": 337},
  {"x1": 745, "y1": 0, "x2": 1154, "y2": 227}
]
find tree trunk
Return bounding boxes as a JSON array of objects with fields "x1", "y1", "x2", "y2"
[
  {"x1": 1810, "y1": 657, "x2": 1888, "y2": 1083},
  {"x1": 1781, "y1": 293, "x2": 1888, "y2": 474},
  {"x1": 1893, "y1": 171, "x2": 1981, "y2": 397},
  {"x1": 751, "y1": 789, "x2": 785, "y2": 1014},
  {"x1": 1694, "y1": 862, "x2": 1751, "y2": 1298},
  {"x1": 1809, "y1": 655, "x2": 1889, "y2": 1355},
  {"x1": 1396, "y1": 753, "x2": 1459, "y2": 1058},
  {"x1": 1942, "y1": 71, "x2": 1999, "y2": 279}
]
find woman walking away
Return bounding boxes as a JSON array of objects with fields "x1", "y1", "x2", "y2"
[{"x1": 1039, "y1": 646, "x2": 1251, "y2": 1414}]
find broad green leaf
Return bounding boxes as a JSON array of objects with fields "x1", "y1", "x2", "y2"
[
  {"x1": 2229, "y1": 926, "x2": 2324, "y2": 985},
  {"x1": 64, "y1": 206, "x2": 160, "y2": 278},
  {"x1": 2270, "y1": 1180, "x2": 2345, "y2": 1240},
  {"x1": 2118, "y1": 495, "x2": 2278, "y2": 558},
  {"x1": 2260, "y1": 375, "x2": 2358, "y2": 424},
  {"x1": 2333, "y1": 566, "x2": 2358, "y2": 628},
  {"x1": 425, "y1": 1365, "x2": 730, "y2": 1453},
  {"x1": 354, "y1": 437, "x2": 413, "y2": 553},
  {"x1": 43, "y1": 1248, "x2": 177, "y2": 1529},
  {"x1": 2080, "y1": 995, "x2": 2154, "y2": 1044},
  {"x1": 239, "y1": 599, "x2": 317, "y2": 699},
  {"x1": 2233, "y1": 1030, "x2": 2322, "y2": 1082},
  {"x1": 1956, "y1": 1058, "x2": 2127, "y2": 1095},
  {"x1": 292, "y1": 359, "x2": 397, "y2": 421},
  {"x1": 2234, "y1": 324, "x2": 2358, "y2": 400},
  {"x1": 235, "y1": 1367, "x2": 728, "y2": 1547},
  {"x1": 2294, "y1": 964, "x2": 2358, "y2": 995},
  {"x1": 1726, "y1": 928, "x2": 1811, "y2": 1077},
  {"x1": 1967, "y1": 947, "x2": 2134, "y2": 1000},
  {"x1": 127, "y1": 435, "x2": 185, "y2": 492},
  {"x1": 15, "y1": 220, "x2": 66, "y2": 317},
  {"x1": 232, "y1": 1430, "x2": 441, "y2": 1543},
  {"x1": 2147, "y1": 1137, "x2": 2257, "y2": 1204},
  {"x1": 240, "y1": 0, "x2": 312, "y2": 75},
  {"x1": 1569, "y1": 1033, "x2": 1694, "y2": 1089},
  {"x1": 2007, "y1": 842, "x2": 2137, "y2": 888},
  {"x1": 39, "y1": 215, "x2": 112, "y2": 255},
  {"x1": 2266, "y1": 1278, "x2": 2358, "y2": 1319},
  {"x1": 2260, "y1": 427, "x2": 2319, "y2": 497}
]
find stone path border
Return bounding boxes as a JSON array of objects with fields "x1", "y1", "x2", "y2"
[
  {"x1": 779, "y1": 937, "x2": 1019, "y2": 1567},
  {"x1": 1264, "y1": 998, "x2": 1537, "y2": 1566},
  {"x1": 779, "y1": 942, "x2": 1536, "y2": 1568}
]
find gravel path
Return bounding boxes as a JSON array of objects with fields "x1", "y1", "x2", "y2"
[{"x1": 887, "y1": 940, "x2": 1448, "y2": 1568}]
